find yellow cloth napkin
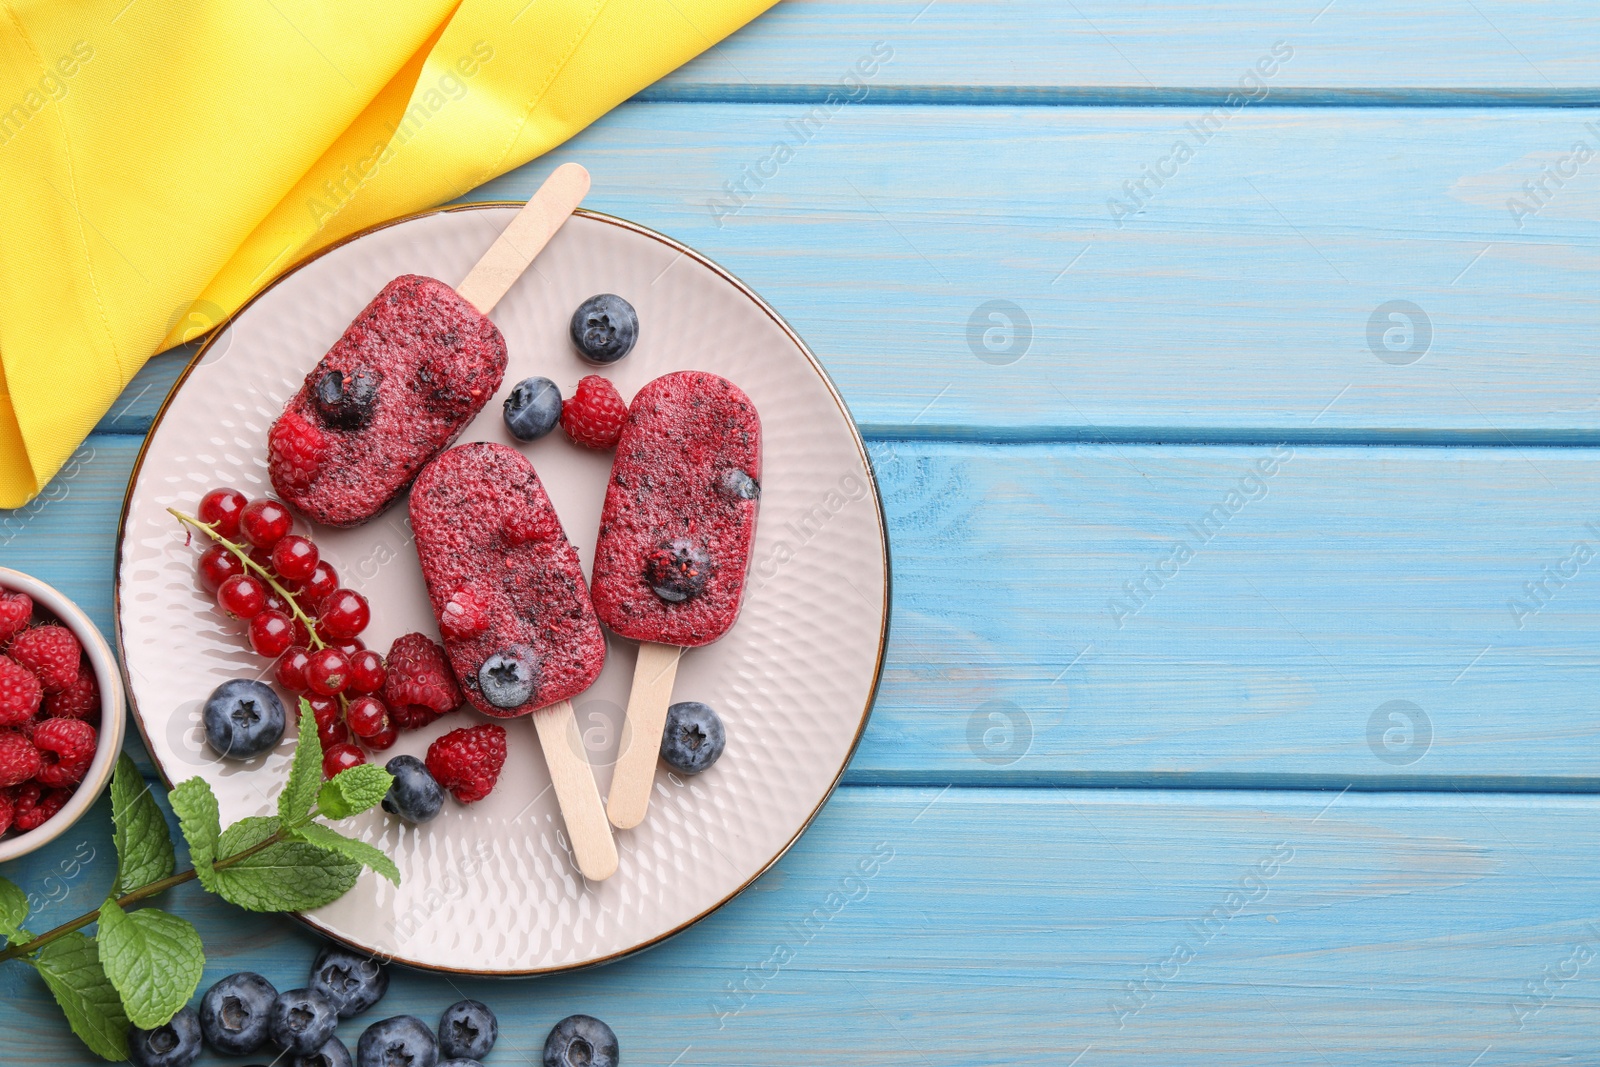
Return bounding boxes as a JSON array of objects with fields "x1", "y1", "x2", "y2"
[{"x1": 0, "y1": 0, "x2": 773, "y2": 507}]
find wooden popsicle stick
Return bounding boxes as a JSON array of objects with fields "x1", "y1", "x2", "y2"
[
  {"x1": 606, "y1": 641, "x2": 682, "y2": 830},
  {"x1": 532, "y1": 699, "x2": 619, "y2": 882},
  {"x1": 455, "y1": 162, "x2": 591, "y2": 315}
]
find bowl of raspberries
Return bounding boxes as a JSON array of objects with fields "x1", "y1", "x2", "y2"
[{"x1": 0, "y1": 567, "x2": 125, "y2": 862}]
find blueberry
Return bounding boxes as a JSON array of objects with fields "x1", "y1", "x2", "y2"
[
  {"x1": 357, "y1": 1015, "x2": 439, "y2": 1067},
  {"x1": 313, "y1": 367, "x2": 380, "y2": 430},
  {"x1": 543, "y1": 1014, "x2": 619, "y2": 1067},
  {"x1": 199, "y1": 970, "x2": 277, "y2": 1054},
  {"x1": 438, "y1": 1061, "x2": 485, "y2": 1067},
  {"x1": 717, "y1": 468, "x2": 760, "y2": 501},
  {"x1": 644, "y1": 539, "x2": 711, "y2": 603},
  {"x1": 503, "y1": 377, "x2": 563, "y2": 441},
  {"x1": 203, "y1": 679, "x2": 285, "y2": 760},
  {"x1": 478, "y1": 645, "x2": 537, "y2": 708},
  {"x1": 382, "y1": 755, "x2": 445, "y2": 824},
  {"x1": 128, "y1": 1006, "x2": 202, "y2": 1067},
  {"x1": 661, "y1": 701, "x2": 726, "y2": 775},
  {"x1": 438, "y1": 999, "x2": 497, "y2": 1060},
  {"x1": 269, "y1": 988, "x2": 340, "y2": 1055},
  {"x1": 291, "y1": 1036, "x2": 354, "y2": 1067},
  {"x1": 309, "y1": 945, "x2": 389, "y2": 1018},
  {"x1": 569, "y1": 294, "x2": 638, "y2": 365}
]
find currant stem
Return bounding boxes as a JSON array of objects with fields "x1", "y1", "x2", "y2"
[{"x1": 167, "y1": 507, "x2": 326, "y2": 651}]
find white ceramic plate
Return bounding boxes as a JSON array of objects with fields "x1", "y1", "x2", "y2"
[{"x1": 115, "y1": 205, "x2": 887, "y2": 975}]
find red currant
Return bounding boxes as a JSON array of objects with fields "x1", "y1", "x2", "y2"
[
  {"x1": 304, "y1": 694, "x2": 340, "y2": 728},
  {"x1": 347, "y1": 650, "x2": 386, "y2": 694},
  {"x1": 239, "y1": 499, "x2": 293, "y2": 549},
  {"x1": 305, "y1": 648, "x2": 351, "y2": 696},
  {"x1": 276, "y1": 646, "x2": 313, "y2": 692},
  {"x1": 198, "y1": 488, "x2": 248, "y2": 538},
  {"x1": 247, "y1": 545, "x2": 275, "y2": 573},
  {"x1": 331, "y1": 637, "x2": 365, "y2": 657},
  {"x1": 292, "y1": 617, "x2": 312, "y2": 648},
  {"x1": 197, "y1": 544, "x2": 242, "y2": 593},
  {"x1": 216, "y1": 575, "x2": 266, "y2": 619},
  {"x1": 270, "y1": 535, "x2": 319, "y2": 582},
  {"x1": 297, "y1": 561, "x2": 339, "y2": 609},
  {"x1": 318, "y1": 589, "x2": 370, "y2": 640},
  {"x1": 317, "y1": 717, "x2": 352, "y2": 750},
  {"x1": 345, "y1": 695, "x2": 390, "y2": 739},
  {"x1": 322, "y1": 743, "x2": 365, "y2": 779},
  {"x1": 365, "y1": 724, "x2": 398, "y2": 751},
  {"x1": 262, "y1": 588, "x2": 290, "y2": 617},
  {"x1": 248, "y1": 610, "x2": 294, "y2": 657}
]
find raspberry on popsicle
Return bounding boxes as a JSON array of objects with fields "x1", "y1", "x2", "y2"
[
  {"x1": 589, "y1": 370, "x2": 761, "y2": 829},
  {"x1": 410, "y1": 442, "x2": 616, "y2": 880}
]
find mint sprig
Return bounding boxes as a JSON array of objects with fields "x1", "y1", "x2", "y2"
[
  {"x1": 33, "y1": 933, "x2": 128, "y2": 1061},
  {"x1": 110, "y1": 756, "x2": 174, "y2": 896},
  {"x1": 96, "y1": 900, "x2": 205, "y2": 1029},
  {"x1": 0, "y1": 720, "x2": 397, "y2": 1059}
]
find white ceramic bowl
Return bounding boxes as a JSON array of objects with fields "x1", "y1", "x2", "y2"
[{"x1": 0, "y1": 567, "x2": 126, "y2": 864}]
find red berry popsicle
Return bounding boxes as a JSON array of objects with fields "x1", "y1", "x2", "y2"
[
  {"x1": 589, "y1": 371, "x2": 761, "y2": 829},
  {"x1": 411, "y1": 441, "x2": 617, "y2": 880},
  {"x1": 268, "y1": 276, "x2": 507, "y2": 526},
  {"x1": 266, "y1": 164, "x2": 592, "y2": 527}
]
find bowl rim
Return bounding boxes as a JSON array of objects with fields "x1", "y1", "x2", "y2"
[{"x1": 0, "y1": 566, "x2": 127, "y2": 865}]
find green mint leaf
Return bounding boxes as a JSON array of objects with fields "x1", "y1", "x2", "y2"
[
  {"x1": 0, "y1": 875, "x2": 31, "y2": 945},
  {"x1": 278, "y1": 703, "x2": 324, "y2": 828},
  {"x1": 317, "y1": 763, "x2": 394, "y2": 821},
  {"x1": 110, "y1": 755, "x2": 174, "y2": 896},
  {"x1": 96, "y1": 900, "x2": 205, "y2": 1030},
  {"x1": 168, "y1": 777, "x2": 221, "y2": 892},
  {"x1": 211, "y1": 816, "x2": 360, "y2": 912},
  {"x1": 33, "y1": 932, "x2": 131, "y2": 1061},
  {"x1": 292, "y1": 822, "x2": 401, "y2": 886}
]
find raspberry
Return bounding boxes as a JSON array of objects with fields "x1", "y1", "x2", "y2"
[
  {"x1": 0, "y1": 655, "x2": 42, "y2": 725},
  {"x1": 44, "y1": 663, "x2": 99, "y2": 721},
  {"x1": 9, "y1": 625, "x2": 81, "y2": 693},
  {"x1": 33, "y1": 718, "x2": 97, "y2": 788},
  {"x1": 0, "y1": 788, "x2": 12, "y2": 835},
  {"x1": 439, "y1": 587, "x2": 490, "y2": 641},
  {"x1": 502, "y1": 505, "x2": 559, "y2": 547},
  {"x1": 425, "y1": 724, "x2": 507, "y2": 803},
  {"x1": 0, "y1": 729, "x2": 42, "y2": 787},
  {"x1": 268, "y1": 410, "x2": 328, "y2": 492},
  {"x1": 0, "y1": 591, "x2": 32, "y2": 647},
  {"x1": 560, "y1": 375, "x2": 627, "y2": 449},
  {"x1": 382, "y1": 633, "x2": 462, "y2": 730},
  {"x1": 13, "y1": 784, "x2": 71, "y2": 831}
]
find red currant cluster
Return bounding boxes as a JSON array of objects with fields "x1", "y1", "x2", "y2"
[{"x1": 178, "y1": 488, "x2": 392, "y2": 778}]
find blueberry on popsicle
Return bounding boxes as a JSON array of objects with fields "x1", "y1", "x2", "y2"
[{"x1": 589, "y1": 370, "x2": 761, "y2": 829}]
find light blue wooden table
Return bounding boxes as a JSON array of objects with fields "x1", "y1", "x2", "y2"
[{"x1": 5, "y1": 2, "x2": 1600, "y2": 1062}]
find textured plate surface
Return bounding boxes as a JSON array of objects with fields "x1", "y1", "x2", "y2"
[{"x1": 115, "y1": 207, "x2": 887, "y2": 974}]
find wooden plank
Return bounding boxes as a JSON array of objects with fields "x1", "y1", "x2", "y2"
[
  {"x1": 464, "y1": 105, "x2": 1600, "y2": 440},
  {"x1": 114, "y1": 108, "x2": 1600, "y2": 440},
  {"x1": 3, "y1": 787, "x2": 1597, "y2": 1064},
  {"x1": 857, "y1": 440, "x2": 1600, "y2": 785},
  {"x1": 20, "y1": 433, "x2": 1600, "y2": 785},
  {"x1": 651, "y1": 0, "x2": 1600, "y2": 95}
]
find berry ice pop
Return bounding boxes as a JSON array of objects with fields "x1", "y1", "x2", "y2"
[
  {"x1": 266, "y1": 163, "x2": 592, "y2": 527},
  {"x1": 411, "y1": 441, "x2": 617, "y2": 880},
  {"x1": 268, "y1": 276, "x2": 507, "y2": 526},
  {"x1": 589, "y1": 371, "x2": 761, "y2": 829}
]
